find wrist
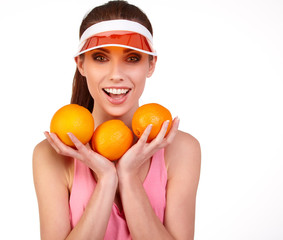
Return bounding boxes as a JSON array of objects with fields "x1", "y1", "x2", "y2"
[
  {"x1": 117, "y1": 170, "x2": 141, "y2": 188},
  {"x1": 98, "y1": 169, "x2": 118, "y2": 188}
]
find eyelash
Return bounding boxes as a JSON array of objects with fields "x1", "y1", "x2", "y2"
[
  {"x1": 91, "y1": 53, "x2": 141, "y2": 63},
  {"x1": 92, "y1": 54, "x2": 108, "y2": 62},
  {"x1": 126, "y1": 55, "x2": 141, "y2": 62}
]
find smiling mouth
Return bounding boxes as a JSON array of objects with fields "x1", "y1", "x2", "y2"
[{"x1": 103, "y1": 88, "x2": 131, "y2": 99}]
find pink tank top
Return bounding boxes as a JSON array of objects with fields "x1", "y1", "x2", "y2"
[{"x1": 69, "y1": 148, "x2": 167, "y2": 239}]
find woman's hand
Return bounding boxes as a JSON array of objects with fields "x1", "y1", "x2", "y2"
[
  {"x1": 116, "y1": 117, "x2": 180, "y2": 179},
  {"x1": 44, "y1": 131, "x2": 117, "y2": 181},
  {"x1": 44, "y1": 116, "x2": 179, "y2": 181}
]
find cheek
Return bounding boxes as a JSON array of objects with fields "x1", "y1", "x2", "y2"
[
  {"x1": 132, "y1": 64, "x2": 150, "y2": 83},
  {"x1": 84, "y1": 70, "x2": 102, "y2": 99},
  {"x1": 131, "y1": 68, "x2": 147, "y2": 98},
  {"x1": 86, "y1": 79, "x2": 97, "y2": 98}
]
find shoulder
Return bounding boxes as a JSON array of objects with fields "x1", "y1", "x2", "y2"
[
  {"x1": 33, "y1": 139, "x2": 73, "y2": 190},
  {"x1": 164, "y1": 130, "x2": 201, "y2": 181},
  {"x1": 33, "y1": 139, "x2": 56, "y2": 160},
  {"x1": 33, "y1": 139, "x2": 71, "y2": 170}
]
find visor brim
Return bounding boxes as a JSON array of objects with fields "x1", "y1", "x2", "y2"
[{"x1": 75, "y1": 31, "x2": 156, "y2": 57}]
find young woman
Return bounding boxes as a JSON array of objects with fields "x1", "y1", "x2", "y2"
[{"x1": 33, "y1": 1, "x2": 201, "y2": 239}]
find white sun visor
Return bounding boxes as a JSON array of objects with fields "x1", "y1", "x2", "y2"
[{"x1": 74, "y1": 20, "x2": 157, "y2": 57}]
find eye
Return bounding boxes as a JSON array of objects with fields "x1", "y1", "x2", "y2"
[
  {"x1": 92, "y1": 53, "x2": 108, "y2": 62},
  {"x1": 126, "y1": 54, "x2": 141, "y2": 63}
]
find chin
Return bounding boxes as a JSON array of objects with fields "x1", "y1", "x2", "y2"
[
  {"x1": 105, "y1": 106, "x2": 129, "y2": 117},
  {"x1": 105, "y1": 103, "x2": 137, "y2": 119}
]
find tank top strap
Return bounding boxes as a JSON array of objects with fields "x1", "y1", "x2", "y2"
[
  {"x1": 143, "y1": 148, "x2": 167, "y2": 187},
  {"x1": 142, "y1": 148, "x2": 167, "y2": 222},
  {"x1": 69, "y1": 158, "x2": 96, "y2": 228}
]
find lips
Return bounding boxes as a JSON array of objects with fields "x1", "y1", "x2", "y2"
[{"x1": 103, "y1": 87, "x2": 131, "y2": 104}]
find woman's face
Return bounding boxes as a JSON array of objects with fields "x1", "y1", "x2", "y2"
[{"x1": 76, "y1": 47, "x2": 157, "y2": 117}]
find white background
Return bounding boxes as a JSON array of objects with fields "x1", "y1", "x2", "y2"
[{"x1": 0, "y1": 0, "x2": 282, "y2": 239}]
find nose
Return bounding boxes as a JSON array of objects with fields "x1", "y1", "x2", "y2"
[{"x1": 108, "y1": 59, "x2": 125, "y2": 82}]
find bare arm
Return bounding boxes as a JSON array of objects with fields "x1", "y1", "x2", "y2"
[
  {"x1": 33, "y1": 133, "x2": 118, "y2": 240},
  {"x1": 116, "y1": 121, "x2": 201, "y2": 240},
  {"x1": 118, "y1": 174, "x2": 174, "y2": 240},
  {"x1": 164, "y1": 131, "x2": 201, "y2": 239}
]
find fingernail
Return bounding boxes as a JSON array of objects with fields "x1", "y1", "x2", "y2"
[
  {"x1": 49, "y1": 132, "x2": 55, "y2": 140},
  {"x1": 176, "y1": 117, "x2": 180, "y2": 126},
  {"x1": 164, "y1": 120, "x2": 169, "y2": 127},
  {"x1": 146, "y1": 124, "x2": 153, "y2": 133}
]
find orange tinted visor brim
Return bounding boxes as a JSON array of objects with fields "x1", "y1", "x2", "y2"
[{"x1": 78, "y1": 31, "x2": 156, "y2": 56}]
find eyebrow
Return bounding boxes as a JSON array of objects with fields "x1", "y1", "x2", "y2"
[
  {"x1": 123, "y1": 48, "x2": 137, "y2": 53},
  {"x1": 96, "y1": 47, "x2": 110, "y2": 53}
]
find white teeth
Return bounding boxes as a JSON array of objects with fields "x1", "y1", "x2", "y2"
[{"x1": 104, "y1": 88, "x2": 130, "y2": 95}]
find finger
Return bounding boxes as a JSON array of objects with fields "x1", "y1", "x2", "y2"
[
  {"x1": 49, "y1": 132, "x2": 78, "y2": 157},
  {"x1": 154, "y1": 120, "x2": 170, "y2": 143},
  {"x1": 164, "y1": 117, "x2": 180, "y2": 144},
  {"x1": 67, "y1": 133, "x2": 111, "y2": 165},
  {"x1": 44, "y1": 131, "x2": 60, "y2": 153},
  {"x1": 67, "y1": 132, "x2": 89, "y2": 154},
  {"x1": 149, "y1": 117, "x2": 179, "y2": 151},
  {"x1": 145, "y1": 121, "x2": 169, "y2": 154},
  {"x1": 138, "y1": 124, "x2": 152, "y2": 145}
]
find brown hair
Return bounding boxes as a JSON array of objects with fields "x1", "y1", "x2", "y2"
[{"x1": 70, "y1": 0, "x2": 153, "y2": 112}]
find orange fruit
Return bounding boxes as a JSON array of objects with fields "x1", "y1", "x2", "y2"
[
  {"x1": 50, "y1": 104, "x2": 94, "y2": 147},
  {"x1": 91, "y1": 120, "x2": 133, "y2": 161},
  {"x1": 132, "y1": 103, "x2": 172, "y2": 142}
]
